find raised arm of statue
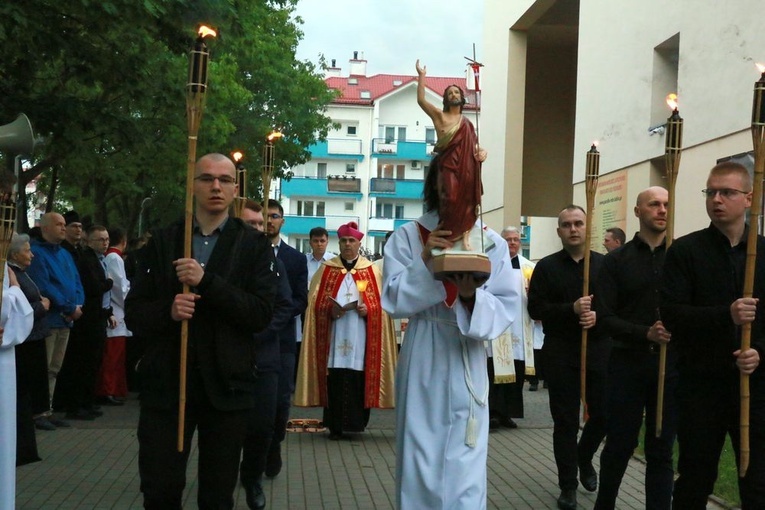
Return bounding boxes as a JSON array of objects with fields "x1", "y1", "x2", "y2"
[{"x1": 416, "y1": 59, "x2": 442, "y2": 123}]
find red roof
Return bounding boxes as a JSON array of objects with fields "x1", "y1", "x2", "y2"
[{"x1": 325, "y1": 74, "x2": 479, "y2": 110}]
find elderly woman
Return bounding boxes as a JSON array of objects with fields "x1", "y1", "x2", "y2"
[{"x1": 11, "y1": 234, "x2": 57, "y2": 439}]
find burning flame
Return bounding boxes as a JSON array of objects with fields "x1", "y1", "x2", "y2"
[
  {"x1": 356, "y1": 280, "x2": 368, "y2": 293},
  {"x1": 666, "y1": 93, "x2": 679, "y2": 111},
  {"x1": 592, "y1": 140, "x2": 599, "y2": 148},
  {"x1": 521, "y1": 266, "x2": 534, "y2": 283},
  {"x1": 757, "y1": 63, "x2": 765, "y2": 74},
  {"x1": 267, "y1": 130, "x2": 283, "y2": 142},
  {"x1": 232, "y1": 151, "x2": 243, "y2": 163},
  {"x1": 198, "y1": 25, "x2": 217, "y2": 39}
]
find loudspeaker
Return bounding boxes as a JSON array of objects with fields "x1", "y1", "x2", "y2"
[{"x1": 0, "y1": 114, "x2": 35, "y2": 155}]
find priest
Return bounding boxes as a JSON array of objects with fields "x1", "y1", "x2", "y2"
[{"x1": 295, "y1": 222, "x2": 396, "y2": 439}]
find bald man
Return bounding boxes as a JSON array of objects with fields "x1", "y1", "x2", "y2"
[
  {"x1": 27, "y1": 213, "x2": 84, "y2": 420},
  {"x1": 594, "y1": 187, "x2": 675, "y2": 509}
]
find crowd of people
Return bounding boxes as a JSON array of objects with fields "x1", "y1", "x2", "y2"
[{"x1": 3, "y1": 77, "x2": 765, "y2": 510}]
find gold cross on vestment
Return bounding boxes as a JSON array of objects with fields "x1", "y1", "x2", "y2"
[{"x1": 338, "y1": 339, "x2": 354, "y2": 356}]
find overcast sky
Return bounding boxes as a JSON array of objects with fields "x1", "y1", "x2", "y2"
[{"x1": 293, "y1": 0, "x2": 484, "y2": 78}]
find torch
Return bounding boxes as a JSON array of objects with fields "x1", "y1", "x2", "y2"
[
  {"x1": 0, "y1": 192, "x2": 17, "y2": 315},
  {"x1": 178, "y1": 24, "x2": 216, "y2": 452},
  {"x1": 656, "y1": 93, "x2": 683, "y2": 438},
  {"x1": 581, "y1": 142, "x2": 600, "y2": 420},
  {"x1": 232, "y1": 151, "x2": 246, "y2": 218},
  {"x1": 740, "y1": 64, "x2": 765, "y2": 476},
  {"x1": 261, "y1": 130, "x2": 283, "y2": 203}
]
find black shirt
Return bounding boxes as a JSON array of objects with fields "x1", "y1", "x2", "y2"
[
  {"x1": 661, "y1": 223, "x2": 765, "y2": 377},
  {"x1": 528, "y1": 248, "x2": 609, "y2": 369},
  {"x1": 596, "y1": 233, "x2": 667, "y2": 349}
]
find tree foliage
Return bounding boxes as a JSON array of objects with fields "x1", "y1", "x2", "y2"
[{"x1": 0, "y1": 0, "x2": 335, "y2": 234}]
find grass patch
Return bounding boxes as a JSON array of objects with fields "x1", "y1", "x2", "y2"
[{"x1": 635, "y1": 424, "x2": 740, "y2": 507}]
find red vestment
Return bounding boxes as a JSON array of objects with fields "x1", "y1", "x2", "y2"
[{"x1": 431, "y1": 117, "x2": 483, "y2": 242}]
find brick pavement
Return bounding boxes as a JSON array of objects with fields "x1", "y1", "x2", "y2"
[{"x1": 16, "y1": 385, "x2": 732, "y2": 509}]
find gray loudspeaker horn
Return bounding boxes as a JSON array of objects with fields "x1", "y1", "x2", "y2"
[{"x1": 0, "y1": 114, "x2": 35, "y2": 155}]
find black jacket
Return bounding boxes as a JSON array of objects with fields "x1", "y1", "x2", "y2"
[
  {"x1": 661, "y1": 223, "x2": 765, "y2": 379},
  {"x1": 125, "y1": 217, "x2": 277, "y2": 411}
]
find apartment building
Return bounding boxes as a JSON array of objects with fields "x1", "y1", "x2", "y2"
[{"x1": 276, "y1": 52, "x2": 479, "y2": 255}]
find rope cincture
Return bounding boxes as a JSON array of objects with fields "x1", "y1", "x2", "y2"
[{"x1": 420, "y1": 315, "x2": 488, "y2": 448}]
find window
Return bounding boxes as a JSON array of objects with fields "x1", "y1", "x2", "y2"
[
  {"x1": 297, "y1": 200, "x2": 326, "y2": 217},
  {"x1": 385, "y1": 126, "x2": 395, "y2": 144},
  {"x1": 376, "y1": 203, "x2": 394, "y2": 218},
  {"x1": 360, "y1": 91, "x2": 371, "y2": 99},
  {"x1": 345, "y1": 202, "x2": 355, "y2": 212},
  {"x1": 395, "y1": 205, "x2": 404, "y2": 219},
  {"x1": 347, "y1": 125, "x2": 357, "y2": 136},
  {"x1": 298, "y1": 238, "x2": 311, "y2": 254},
  {"x1": 651, "y1": 34, "x2": 680, "y2": 128},
  {"x1": 346, "y1": 163, "x2": 356, "y2": 173},
  {"x1": 317, "y1": 162, "x2": 327, "y2": 178},
  {"x1": 397, "y1": 127, "x2": 406, "y2": 142},
  {"x1": 378, "y1": 163, "x2": 394, "y2": 179},
  {"x1": 396, "y1": 165, "x2": 405, "y2": 180},
  {"x1": 425, "y1": 128, "x2": 436, "y2": 144}
]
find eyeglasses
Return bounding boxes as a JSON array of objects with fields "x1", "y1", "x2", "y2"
[
  {"x1": 267, "y1": 213, "x2": 283, "y2": 220},
  {"x1": 701, "y1": 188, "x2": 750, "y2": 199},
  {"x1": 194, "y1": 174, "x2": 236, "y2": 186}
]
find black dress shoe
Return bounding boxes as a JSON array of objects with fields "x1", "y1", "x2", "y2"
[
  {"x1": 244, "y1": 481, "x2": 266, "y2": 510},
  {"x1": 529, "y1": 383, "x2": 538, "y2": 391},
  {"x1": 34, "y1": 417, "x2": 57, "y2": 431},
  {"x1": 579, "y1": 460, "x2": 598, "y2": 492},
  {"x1": 65, "y1": 410, "x2": 96, "y2": 421},
  {"x1": 489, "y1": 417, "x2": 500, "y2": 430},
  {"x1": 557, "y1": 489, "x2": 577, "y2": 510},
  {"x1": 99, "y1": 396, "x2": 126, "y2": 406},
  {"x1": 499, "y1": 417, "x2": 518, "y2": 429},
  {"x1": 48, "y1": 417, "x2": 71, "y2": 428},
  {"x1": 264, "y1": 445, "x2": 282, "y2": 478}
]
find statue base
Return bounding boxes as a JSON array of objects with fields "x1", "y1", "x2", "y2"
[{"x1": 432, "y1": 224, "x2": 492, "y2": 283}]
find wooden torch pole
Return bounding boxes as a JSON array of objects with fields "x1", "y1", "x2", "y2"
[
  {"x1": 741, "y1": 66, "x2": 765, "y2": 476},
  {"x1": 179, "y1": 25, "x2": 216, "y2": 452},
  {"x1": 656, "y1": 95, "x2": 683, "y2": 438},
  {"x1": 581, "y1": 143, "x2": 600, "y2": 420}
]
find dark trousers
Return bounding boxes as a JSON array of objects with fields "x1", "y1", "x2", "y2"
[
  {"x1": 595, "y1": 349, "x2": 678, "y2": 510},
  {"x1": 239, "y1": 371, "x2": 279, "y2": 485},
  {"x1": 488, "y1": 359, "x2": 525, "y2": 419},
  {"x1": 546, "y1": 359, "x2": 607, "y2": 490},
  {"x1": 672, "y1": 372, "x2": 765, "y2": 510},
  {"x1": 270, "y1": 352, "x2": 295, "y2": 451},
  {"x1": 137, "y1": 380, "x2": 250, "y2": 510},
  {"x1": 15, "y1": 339, "x2": 50, "y2": 416},
  {"x1": 54, "y1": 322, "x2": 106, "y2": 413}
]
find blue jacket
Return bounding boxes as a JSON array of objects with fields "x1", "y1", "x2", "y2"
[{"x1": 27, "y1": 238, "x2": 84, "y2": 329}]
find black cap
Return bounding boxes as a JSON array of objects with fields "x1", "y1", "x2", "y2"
[{"x1": 62, "y1": 210, "x2": 81, "y2": 225}]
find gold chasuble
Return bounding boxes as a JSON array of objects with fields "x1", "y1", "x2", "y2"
[{"x1": 295, "y1": 256, "x2": 396, "y2": 409}]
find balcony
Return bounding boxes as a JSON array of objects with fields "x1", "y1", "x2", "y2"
[
  {"x1": 367, "y1": 217, "x2": 415, "y2": 233},
  {"x1": 281, "y1": 176, "x2": 362, "y2": 199},
  {"x1": 369, "y1": 178, "x2": 424, "y2": 199},
  {"x1": 327, "y1": 176, "x2": 361, "y2": 193},
  {"x1": 372, "y1": 139, "x2": 435, "y2": 160},
  {"x1": 309, "y1": 139, "x2": 363, "y2": 160}
]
